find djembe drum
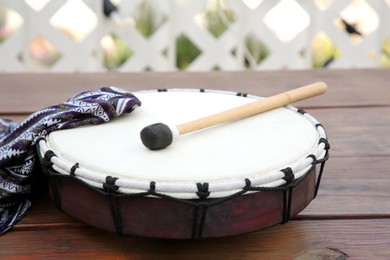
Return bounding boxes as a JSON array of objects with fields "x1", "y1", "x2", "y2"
[{"x1": 37, "y1": 89, "x2": 329, "y2": 239}]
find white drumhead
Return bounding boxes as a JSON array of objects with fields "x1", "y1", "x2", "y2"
[{"x1": 43, "y1": 89, "x2": 326, "y2": 198}]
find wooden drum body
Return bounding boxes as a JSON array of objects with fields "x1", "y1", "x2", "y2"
[{"x1": 37, "y1": 89, "x2": 329, "y2": 239}]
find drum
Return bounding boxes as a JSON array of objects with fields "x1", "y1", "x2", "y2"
[{"x1": 37, "y1": 89, "x2": 329, "y2": 239}]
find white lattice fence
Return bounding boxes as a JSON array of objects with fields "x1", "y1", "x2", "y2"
[{"x1": 0, "y1": 0, "x2": 389, "y2": 72}]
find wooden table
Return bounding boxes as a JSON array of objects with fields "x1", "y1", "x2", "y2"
[{"x1": 0, "y1": 69, "x2": 389, "y2": 259}]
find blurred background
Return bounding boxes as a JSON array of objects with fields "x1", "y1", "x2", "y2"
[{"x1": 0, "y1": 0, "x2": 389, "y2": 72}]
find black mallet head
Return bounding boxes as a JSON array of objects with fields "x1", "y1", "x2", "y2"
[{"x1": 140, "y1": 123, "x2": 174, "y2": 150}]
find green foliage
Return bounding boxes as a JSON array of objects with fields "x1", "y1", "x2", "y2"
[
  {"x1": 381, "y1": 38, "x2": 390, "y2": 67},
  {"x1": 176, "y1": 35, "x2": 201, "y2": 70},
  {"x1": 133, "y1": 0, "x2": 167, "y2": 38},
  {"x1": 102, "y1": 34, "x2": 133, "y2": 70},
  {"x1": 312, "y1": 32, "x2": 341, "y2": 68},
  {"x1": 244, "y1": 34, "x2": 269, "y2": 68},
  {"x1": 200, "y1": 0, "x2": 236, "y2": 38}
]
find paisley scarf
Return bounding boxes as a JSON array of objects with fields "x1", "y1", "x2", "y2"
[{"x1": 0, "y1": 86, "x2": 140, "y2": 234}]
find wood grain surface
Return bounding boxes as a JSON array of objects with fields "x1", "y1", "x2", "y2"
[{"x1": 0, "y1": 69, "x2": 389, "y2": 259}]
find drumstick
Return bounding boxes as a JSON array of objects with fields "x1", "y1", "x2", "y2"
[{"x1": 140, "y1": 82, "x2": 327, "y2": 150}]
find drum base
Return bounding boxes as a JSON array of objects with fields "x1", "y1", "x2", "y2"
[{"x1": 45, "y1": 168, "x2": 317, "y2": 239}]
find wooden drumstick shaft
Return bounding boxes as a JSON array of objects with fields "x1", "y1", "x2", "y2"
[
  {"x1": 176, "y1": 81, "x2": 328, "y2": 135},
  {"x1": 140, "y1": 82, "x2": 327, "y2": 150}
]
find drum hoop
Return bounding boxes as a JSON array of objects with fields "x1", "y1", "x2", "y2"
[{"x1": 37, "y1": 88, "x2": 330, "y2": 199}]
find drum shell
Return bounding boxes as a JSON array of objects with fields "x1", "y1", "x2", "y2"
[
  {"x1": 37, "y1": 88, "x2": 329, "y2": 239},
  {"x1": 44, "y1": 164, "x2": 317, "y2": 239}
]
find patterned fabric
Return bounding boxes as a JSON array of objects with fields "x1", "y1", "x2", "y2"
[{"x1": 0, "y1": 87, "x2": 141, "y2": 235}]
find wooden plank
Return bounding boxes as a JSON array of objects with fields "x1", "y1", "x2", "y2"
[
  {"x1": 18, "y1": 157, "x2": 390, "y2": 225},
  {"x1": 9, "y1": 106, "x2": 390, "y2": 226},
  {"x1": 19, "y1": 157, "x2": 390, "y2": 226},
  {"x1": 17, "y1": 197, "x2": 78, "y2": 225},
  {"x1": 2, "y1": 219, "x2": 390, "y2": 258},
  {"x1": 3, "y1": 98, "x2": 389, "y2": 159},
  {"x1": 0, "y1": 69, "x2": 389, "y2": 114},
  {"x1": 0, "y1": 115, "x2": 26, "y2": 121},
  {"x1": 301, "y1": 156, "x2": 390, "y2": 217},
  {"x1": 2, "y1": 88, "x2": 390, "y2": 159},
  {"x1": 7, "y1": 107, "x2": 386, "y2": 157},
  {"x1": 19, "y1": 157, "x2": 389, "y2": 223},
  {"x1": 312, "y1": 107, "x2": 390, "y2": 157}
]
